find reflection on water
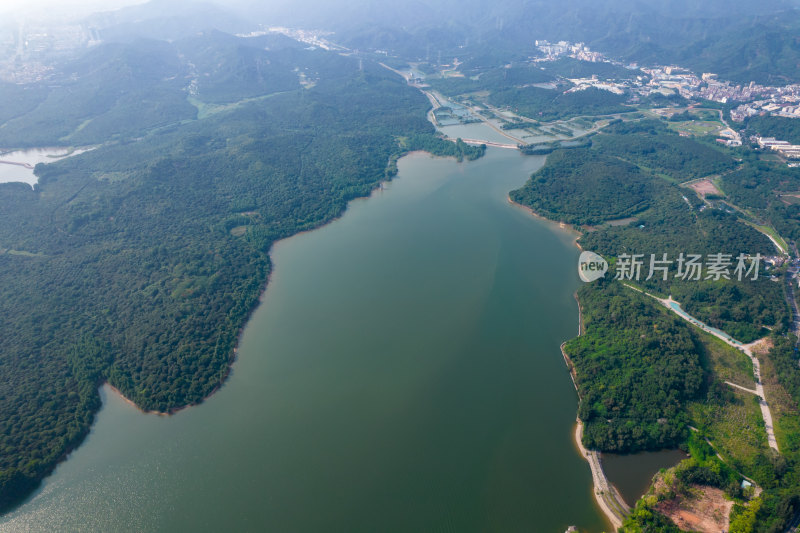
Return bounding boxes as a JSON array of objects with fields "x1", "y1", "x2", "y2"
[
  {"x1": 1, "y1": 147, "x2": 609, "y2": 532},
  {"x1": 602, "y1": 449, "x2": 687, "y2": 505},
  {"x1": 0, "y1": 147, "x2": 93, "y2": 187}
]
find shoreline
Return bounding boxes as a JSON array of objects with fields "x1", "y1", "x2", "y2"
[
  {"x1": 574, "y1": 419, "x2": 630, "y2": 531},
  {"x1": 509, "y1": 190, "x2": 628, "y2": 528},
  {"x1": 105, "y1": 383, "x2": 171, "y2": 416},
  {"x1": 506, "y1": 196, "x2": 584, "y2": 250},
  {"x1": 104, "y1": 375, "x2": 229, "y2": 417},
  {"x1": 109, "y1": 148, "x2": 461, "y2": 418},
  {"x1": 1, "y1": 145, "x2": 489, "y2": 517},
  {"x1": 562, "y1": 294, "x2": 631, "y2": 530}
]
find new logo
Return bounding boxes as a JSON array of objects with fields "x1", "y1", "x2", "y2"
[{"x1": 578, "y1": 251, "x2": 608, "y2": 282}]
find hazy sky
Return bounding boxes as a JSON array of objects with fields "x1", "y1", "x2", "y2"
[{"x1": 0, "y1": 0, "x2": 149, "y2": 19}]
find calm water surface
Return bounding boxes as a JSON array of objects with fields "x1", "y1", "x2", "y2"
[
  {"x1": 602, "y1": 449, "x2": 687, "y2": 506},
  {"x1": 1, "y1": 148, "x2": 609, "y2": 532},
  {"x1": 0, "y1": 147, "x2": 92, "y2": 187}
]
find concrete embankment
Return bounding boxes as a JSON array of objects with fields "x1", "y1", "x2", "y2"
[{"x1": 561, "y1": 293, "x2": 631, "y2": 530}]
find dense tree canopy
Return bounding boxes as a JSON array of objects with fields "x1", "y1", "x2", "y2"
[
  {"x1": 567, "y1": 281, "x2": 704, "y2": 452},
  {"x1": 592, "y1": 119, "x2": 736, "y2": 182},
  {"x1": 489, "y1": 86, "x2": 630, "y2": 121},
  {"x1": 0, "y1": 41, "x2": 444, "y2": 511},
  {"x1": 510, "y1": 148, "x2": 659, "y2": 225}
]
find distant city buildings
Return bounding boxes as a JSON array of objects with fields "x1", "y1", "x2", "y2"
[
  {"x1": 260, "y1": 28, "x2": 344, "y2": 52},
  {"x1": 0, "y1": 20, "x2": 98, "y2": 83},
  {"x1": 755, "y1": 136, "x2": 800, "y2": 162},
  {"x1": 564, "y1": 77, "x2": 627, "y2": 95},
  {"x1": 534, "y1": 40, "x2": 603, "y2": 62},
  {"x1": 534, "y1": 38, "x2": 800, "y2": 123},
  {"x1": 717, "y1": 128, "x2": 742, "y2": 147},
  {"x1": 731, "y1": 99, "x2": 800, "y2": 122},
  {"x1": 534, "y1": 40, "x2": 644, "y2": 95}
]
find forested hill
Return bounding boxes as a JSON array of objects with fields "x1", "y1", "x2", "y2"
[
  {"x1": 0, "y1": 31, "x2": 315, "y2": 148},
  {"x1": 242, "y1": 0, "x2": 800, "y2": 85},
  {"x1": 43, "y1": 0, "x2": 800, "y2": 85},
  {"x1": 0, "y1": 38, "x2": 446, "y2": 511}
]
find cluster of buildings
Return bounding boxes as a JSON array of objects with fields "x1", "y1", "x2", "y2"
[
  {"x1": 534, "y1": 40, "x2": 604, "y2": 62},
  {"x1": 0, "y1": 61, "x2": 53, "y2": 84},
  {"x1": 637, "y1": 66, "x2": 698, "y2": 98},
  {"x1": 260, "y1": 28, "x2": 345, "y2": 52},
  {"x1": 731, "y1": 97, "x2": 800, "y2": 122},
  {"x1": 534, "y1": 39, "x2": 647, "y2": 95},
  {"x1": 755, "y1": 136, "x2": 800, "y2": 160},
  {"x1": 535, "y1": 44, "x2": 800, "y2": 126},
  {"x1": 564, "y1": 76, "x2": 627, "y2": 95},
  {"x1": 0, "y1": 21, "x2": 99, "y2": 83},
  {"x1": 631, "y1": 69, "x2": 787, "y2": 103},
  {"x1": 693, "y1": 74, "x2": 773, "y2": 103},
  {"x1": 528, "y1": 40, "x2": 800, "y2": 163},
  {"x1": 655, "y1": 72, "x2": 800, "y2": 121},
  {"x1": 717, "y1": 128, "x2": 742, "y2": 147}
]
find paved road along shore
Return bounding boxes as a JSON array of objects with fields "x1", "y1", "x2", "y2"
[{"x1": 561, "y1": 292, "x2": 631, "y2": 530}]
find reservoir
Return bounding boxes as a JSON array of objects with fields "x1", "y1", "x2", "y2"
[
  {"x1": 1, "y1": 147, "x2": 608, "y2": 531},
  {"x1": 0, "y1": 147, "x2": 93, "y2": 187}
]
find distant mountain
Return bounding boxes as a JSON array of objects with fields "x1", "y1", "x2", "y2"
[
  {"x1": 673, "y1": 12, "x2": 800, "y2": 85},
  {"x1": 0, "y1": 38, "x2": 195, "y2": 147},
  {"x1": 222, "y1": 0, "x2": 800, "y2": 84},
  {"x1": 84, "y1": 0, "x2": 250, "y2": 42},
  {"x1": 175, "y1": 30, "x2": 300, "y2": 104},
  {"x1": 39, "y1": 0, "x2": 800, "y2": 86},
  {"x1": 0, "y1": 30, "x2": 340, "y2": 146}
]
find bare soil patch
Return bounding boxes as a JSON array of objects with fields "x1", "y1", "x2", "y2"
[
  {"x1": 656, "y1": 485, "x2": 733, "y2": 532},
  {"x1": 688, "y1": 179, "x2": 722, "y2": 198}
]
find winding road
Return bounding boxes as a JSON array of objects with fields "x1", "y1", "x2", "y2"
[{"x1": 624, "y1": 284, "x2": 780, "y2": 452}]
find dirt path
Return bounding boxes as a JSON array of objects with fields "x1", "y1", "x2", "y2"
[
  {"x1": 724, "y1": 381, "x2": 758, "y2": 395},
  {"x1": 741, "y1": 339, "x2": 779, "y2": 452}
]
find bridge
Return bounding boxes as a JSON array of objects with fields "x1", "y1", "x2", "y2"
[
  {"x1": 457, "y1": 138, "x2": 518, "y2": 150},
  {"x1": 0, "y1": 160, "x2": 35, "y2": 170}
]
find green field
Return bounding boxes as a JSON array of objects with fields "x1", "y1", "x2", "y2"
[{"x1": 667, "y1": 120, "x2": 723, "y2": 136}]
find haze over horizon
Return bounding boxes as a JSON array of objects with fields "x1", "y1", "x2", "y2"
[{"x1": 0, "y1": 0, "x2": 148, "y2": 20}]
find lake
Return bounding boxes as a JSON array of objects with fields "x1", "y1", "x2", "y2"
[
  {"x1": 0, "y1": 147, "x2": 92, "y2": 187},
  {"x1": 1, "y1": 146, "x2": 609, "y2": 531}
]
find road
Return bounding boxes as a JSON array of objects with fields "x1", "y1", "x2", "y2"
[
  {"x1": 786, "y1": 243, "x2": 800, "y2": 342},
  {"x1": 624, "y1": 284, "x2": 780, "y2": 452},
  {"x1": 459, "y1": 138, "x2": 518, "y2": 149},
  {"x1": 740, "y1": 338, "x2": 780, "y2": 452}
]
